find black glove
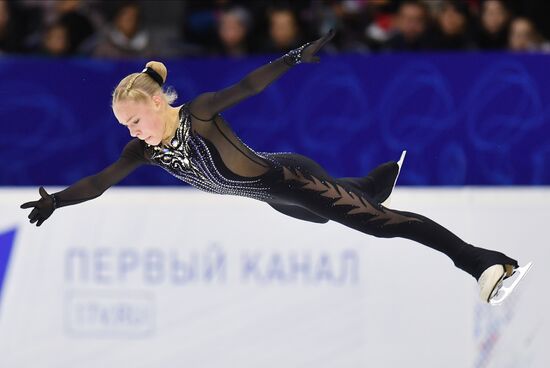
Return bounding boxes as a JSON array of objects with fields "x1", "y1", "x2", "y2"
[
  {"x1": 283, "y1": 29, "x2": 335, "y2": 66},
  {"x1": 20, "y1": 186, "x2": 56, "y2": 227}
]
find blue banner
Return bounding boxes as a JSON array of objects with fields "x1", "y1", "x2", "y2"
[{"x1": 2, "y1": 53, "x2": 550, "y2": 186}]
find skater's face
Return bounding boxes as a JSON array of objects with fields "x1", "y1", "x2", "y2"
[{"x1": 113, "y1": 95, "x2": 165, "y2": 146}]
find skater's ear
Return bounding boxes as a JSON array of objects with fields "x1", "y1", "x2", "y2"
[{"x1": 151, "y1": 94, "x2": 164, "y2": 110}]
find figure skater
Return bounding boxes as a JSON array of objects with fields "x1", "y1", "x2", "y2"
[{"x1": 20, "y1": 30, "x2": 531, "y2": 305}]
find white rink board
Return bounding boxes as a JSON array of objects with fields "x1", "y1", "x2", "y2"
[{"x1": 0, "y1": 187, "x2": 548, "y2": 368}]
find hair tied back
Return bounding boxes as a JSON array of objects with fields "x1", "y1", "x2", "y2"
[{"x1": 142, "y1": 67, "x2": 164, "y2": 87}]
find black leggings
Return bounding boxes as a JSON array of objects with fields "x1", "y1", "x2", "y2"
[{"x1": 264, "y1": 153, "x2": 518, "y2": 280}]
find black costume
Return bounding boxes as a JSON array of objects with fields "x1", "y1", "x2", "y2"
[{"x1": 21, "y1": 31, "x2": 518, "y2": 280}]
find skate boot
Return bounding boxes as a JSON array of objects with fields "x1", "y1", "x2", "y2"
[
  {"x1": 337, "y1": 150, "x2": 406, "y2": 205},
  {"x1": 368, "y1": 150, "x2": 406, "y2": 207},
  {"x1": 478, "y1": 262, "x2": 533, "y2": 305}
]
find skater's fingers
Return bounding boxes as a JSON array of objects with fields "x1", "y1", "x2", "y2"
[
  {"x1": 312, "y1": 29, "x2": 335, "y2": 51},
  {"x1": 39, "y1": 186, "x2": 49, "y2": 199},
  {"x1": 30, "y1": 217, "x2": 38, "y2": 224},
  {"x1": 36, "y1": 218, "x2": 44, "y2": 227},
  {"x1": 20, "y1": 201, "x2": 38, "y2": 209},
  {"x1": 28, "y1": 208, "x2": 38, "y2": 220}
]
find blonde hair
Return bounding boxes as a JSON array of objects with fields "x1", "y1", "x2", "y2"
[{"x1": 111, "y1": 61, "x2": 178, "y2": 106}]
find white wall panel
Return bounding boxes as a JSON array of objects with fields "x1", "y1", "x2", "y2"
[{"x1": 0, "y1": 188, "x2": 547, "y2": 368}]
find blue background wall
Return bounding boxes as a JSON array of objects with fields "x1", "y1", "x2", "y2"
[{"x1": 2, "y1": 52, "x2": 549, "y2": 186}]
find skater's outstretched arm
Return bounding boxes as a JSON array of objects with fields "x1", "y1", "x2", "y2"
[
  {"x1": 20, "y1": 139, "x2": 148, "y2": 226},
  {"x1": 188, "y1": 29, "x2": 335, "y2": 121}
]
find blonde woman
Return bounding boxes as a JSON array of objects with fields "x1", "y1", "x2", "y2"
[{"x1": 21, "y1": 30, "x2": 530, "y2": 304}]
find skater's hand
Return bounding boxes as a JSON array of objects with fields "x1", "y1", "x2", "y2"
[
  {"x1": 284, "y1": 29, "x2": 335, "y2": 65},
  {"x1": 301, "y1": 29, "x2": 335, "y2": 63},
  {"x1": 20, "y1": 186, "x2": 55, "y2": 227}
]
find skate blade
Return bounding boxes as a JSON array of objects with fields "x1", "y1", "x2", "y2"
[
  {"x1": 382, "y1": 150, "x2": 407, "y2": 207},
  {"x1": 489, "y1": 261, "x2": 533, "y2": 306},
  {"x1": 397, "y1": 150, "x2": 407, "y2": 170}
]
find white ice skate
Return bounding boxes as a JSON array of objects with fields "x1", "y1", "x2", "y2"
[
  {"x1": 478, "y1": 262, "x2": 533, "y2": 305},
  {"x1": 381, "y1": 150, "x2": 407, "y2": 207}
]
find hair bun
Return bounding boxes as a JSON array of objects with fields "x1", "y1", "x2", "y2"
[{"x1": 145, "y1": 61, "x2": 168, "y2": 84}]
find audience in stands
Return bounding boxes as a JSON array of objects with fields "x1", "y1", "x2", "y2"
[{"x1": 2, "y1": 0, "x2": 549, "y2": 58}]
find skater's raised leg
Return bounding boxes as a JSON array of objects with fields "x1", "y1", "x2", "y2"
[{"x1": 269, "y1": 153, "x2": 526, "y2": 303}]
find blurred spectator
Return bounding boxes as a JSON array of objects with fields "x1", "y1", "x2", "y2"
[
  {"x1": 384, "y1": 0, "x2": 433, "y2": 51},
  {"x1": 311, "y1": 0, "x2": 370, "y2": 52},
  {"x1": 215, "y1": 5, "x2": 253, "y2": 58},
  {"x1": 475, "y1": 0, "x2": 510, "y2": 49},
  {"x1": 508, "y1": 0, "x2": 550, "y2": 44},
  {"x1": 93, "y1": 1, "x2": 153, "y2": 59},
  {"x1": 364, "y1": 1, "x2": 399, "y2": 51},
  {"x1": 508, "y1": 17, "x2": 550, "y2": 52},
  {"x1": 433, "y1": 0, "x2": 477, "y2": 50},
  {"x1": 0, "y1": 0, "x2": 22, "y2": 54},
  {"x1": 19, "y1": 0, "x2": 99, "y2": 55},
  {"x1": 41, "y1": 21, "x2": 71, "y2": 56},
  {"x1": 263, "y1": 6, "x2": 305, "y2": 53},
  {"x1": 54, "y1": 0, "x2": 96, "y2": 54}
]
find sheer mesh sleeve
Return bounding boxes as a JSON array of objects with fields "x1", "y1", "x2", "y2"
[
  {"x1": 188, "y1": 56, "x2": 293, "y2": 121},
  {"x1": 53, "y1": 138, "x2": 148, "y2": 208},
  {"x1": 187, "y1": 30, "x2": 334, "y2": 120}
]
